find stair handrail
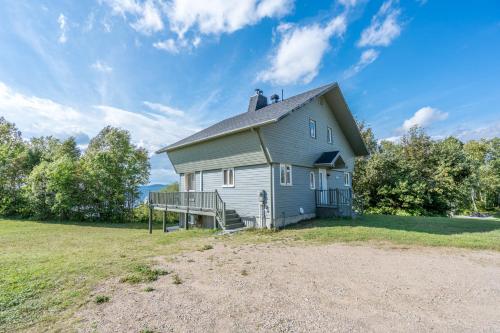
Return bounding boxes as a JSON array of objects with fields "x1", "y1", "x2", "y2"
[{"x1": 214, "y1": 190, "x2": 226, "y2": 229}]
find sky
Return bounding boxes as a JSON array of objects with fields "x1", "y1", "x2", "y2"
[{"x1": 0, "y1": 0, "x2": 499, "y2": 184}]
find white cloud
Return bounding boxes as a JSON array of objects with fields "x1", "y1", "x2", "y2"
[
  {"x1": 143, "y1": 101, "x2": 184, "y2": 116},
  {"x1": 58, "y1": 13, "x2": 68, "y2": 43},
  {"x1": 337, "y1": 0, "x2": 360, "y2": 8},
  {"x1": 400, "y1": 106, "x2": 448, "y2": 132},
  {"x1": 103, "y1": 0, "x2": 164, "y2": 34},
  {"x1": 153, "y1": 38, "x2": 181, "y2": 53},
  {"x1": 358, "y1": 0, "x2": 401, "y2": 47},
  {"x1": 91, "y1": 60, "x2": 113, "y2": 73},
  {"x1": 258, "y1": 15, "x2": 347, "y2": 85},
  {"x1": 452, "y1": 122, "x2": 500, "y2": 141},
  {"x1": 343, "y1": 48, "x2": 379, "y2": 78},
  {"x1": 166, "y1": 0, "x2": 294, "y2": 39},
  {"x1": 0, "y1": 81, "x2": 200, "y2": 154},
  {"x1": 102, "y1": 0, "x2": 293, "y2": 49}
]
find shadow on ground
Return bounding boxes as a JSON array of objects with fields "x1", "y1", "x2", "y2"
[{"x1": 286, "y1": 214, "x2": 500, "y2": 235}]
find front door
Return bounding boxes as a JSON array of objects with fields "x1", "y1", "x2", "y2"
[{"x1": 318, "y1": 168, "x2": 328, "y2": 204}]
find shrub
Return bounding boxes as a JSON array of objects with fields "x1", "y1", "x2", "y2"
[{"x1": 94, "y1": 295, "x2": 110, "y2": 304}]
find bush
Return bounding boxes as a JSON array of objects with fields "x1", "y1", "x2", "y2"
[{"x1": 94, "y1": 295, "x2": 110, "y2": 304}]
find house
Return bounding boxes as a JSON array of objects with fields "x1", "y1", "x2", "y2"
[{"x1": 150, "y1": 83, "x2": 368, "y2": 231}]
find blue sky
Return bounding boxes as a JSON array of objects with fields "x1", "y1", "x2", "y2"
[{"x1": 1, "y1": 0, "x2": 499, "y2": 184}]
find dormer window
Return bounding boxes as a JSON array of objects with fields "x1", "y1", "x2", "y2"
[
  {"x1": 327, "y1": 127, "x2": 333, "y2": 144},
  {"x1": 309, "y1": 119, "x2": 316, "y2": 139}
]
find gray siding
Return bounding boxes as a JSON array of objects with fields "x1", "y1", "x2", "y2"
[
  {"x1": 167, "y1": 130, "x2": 267, "y2": 174},
  {"x1": 272, "y1": 164, "x2": 316, "y2": 227},
  {"x1": 202, "y1": 164, "x2": 271, "y2": 227},
  {"x1": 260, "y1": 96, "x2": 355, "y2": 172}
]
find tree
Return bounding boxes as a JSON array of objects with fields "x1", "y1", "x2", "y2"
[
  {"x1": 80, "y1": 126, "x2": 150, "y2": 221},
  {"x1": 0, "y1": 117, "x2": 28, "y2": 215},
  {"x1": 25, "y1": 137, "x2": 81, "y2": 219}
]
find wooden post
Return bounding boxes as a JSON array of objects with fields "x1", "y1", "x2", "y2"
[
  {"x1": 163, "y1": 210, "x2": 167, "y2": 233},
  {"x1": 186, "y1": 191, "x2": 190, "y2": 230},
  {"x1": 148, "y1": 206, "x2": 153, "y2": 234}
]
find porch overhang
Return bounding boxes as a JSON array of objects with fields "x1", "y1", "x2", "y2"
[{"x1": 314, "y1": 151, "x2": 347, "y2": 169}]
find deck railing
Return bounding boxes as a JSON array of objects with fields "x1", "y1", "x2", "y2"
[
  {"x1": 148, "y1": 191, "x2": 226, "y2": 228},
  {"x1": 315, "y1": 189, "x2": 352, "y2": 208}
]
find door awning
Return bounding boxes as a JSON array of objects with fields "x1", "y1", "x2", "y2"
[{"x1": 314, "y1": 151, "x2": 346, "y2": 169}]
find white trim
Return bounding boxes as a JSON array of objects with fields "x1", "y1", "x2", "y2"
[
  {"x1": 344, "y1": 172, "x2": 351, "y2": 187},
  {"x1": 327, "y1": 126, "x2": 333, "y2": 144},
  {"x1": 185, "y1": 172, "x2": 196, "y2": 192},
  {"x1": 280, "y1": 164, "x2": 293, "y2": 186},
  {"x1": 309, "y1": 171, "x2": 316, "y2": 190},
  {"x1": 222, "y1": 168, "x2": 235, "y2": 187},
  {"x1": 309, "y1": 118, "x2": 317, "y2": 139}
]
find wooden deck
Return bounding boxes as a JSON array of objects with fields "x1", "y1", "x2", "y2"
[{"x1": 148, "y1": 191, "x2": 226, "y2": 232}]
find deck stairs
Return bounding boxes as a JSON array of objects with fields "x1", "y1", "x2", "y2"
[{"x1": 223, "y1": 209, "x2": 245, "y2": 230}]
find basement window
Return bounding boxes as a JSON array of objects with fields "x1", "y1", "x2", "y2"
[{"x1": 222, "y1": 168, "x2": 235, "y2": 187}]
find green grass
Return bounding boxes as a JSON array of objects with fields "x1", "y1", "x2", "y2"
[
  {"x1": 1, "y1": 214, "x2": 499, "y2": 331},
  {"x1": 94, "y1": 295, "x2": 110, "y2": 304},
  {"x1": 0, "y1": 220, "x2": 213, "y2": 332}
]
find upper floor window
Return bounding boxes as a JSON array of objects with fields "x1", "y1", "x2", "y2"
[
  {"x1": 185, "y1": 173, "x2": 195, "y2": 191},
  {"x1": 280, "y1": 164, "x2": 292, "y2": 186},
  {"x1": 309, "y1": 119, "x2": 316, "y2": 139},
  {"x1": 327, "y1": 127, "x2": 333, "y2": 144},
  {"x1": 223, "y1": 168, "x2": 235, "y2": 187},
  {"x1": 344, "y1": 172, "x2": 351, "y2": 187},
  {"x1": 309, "y1": 172, "x2": 315, "y2": 190}
]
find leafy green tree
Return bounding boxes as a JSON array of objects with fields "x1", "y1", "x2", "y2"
[
  {"x1": 464, "y1": 138, "x2": 500, "y2": 211},
  {"x1": 80, "y1": 126, "x2": 150, "y2": 221},
  {"x1": 0, "y1": 117, "x2": 28, "y2": 215},
  {"x1": 25, "y1": 137, "x2": 81, "y2": 219}
]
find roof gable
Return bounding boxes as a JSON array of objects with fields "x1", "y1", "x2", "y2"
[{"x1": 157, "y1": 82, "x2": 368, "y2": 156}]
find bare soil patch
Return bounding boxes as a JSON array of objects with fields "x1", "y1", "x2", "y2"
[{"x1": 75, "y1": 243, "x2": 500, "y2": 332}]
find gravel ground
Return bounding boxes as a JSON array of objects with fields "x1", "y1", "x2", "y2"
[{"x1": 75, "y1": 243, "x2": 500, "y2": 333}]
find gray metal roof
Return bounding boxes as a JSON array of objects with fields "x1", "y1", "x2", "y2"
[{"x1": 157, "y1": 83, "x2": 337, "y2": 153}]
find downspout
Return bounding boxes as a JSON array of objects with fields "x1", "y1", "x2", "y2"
[{"x1": 254, "y1": 128, "x2": 274, "y2": 229}]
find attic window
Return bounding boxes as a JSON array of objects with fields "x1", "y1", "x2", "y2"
[
  {"x1": 309, "y1": 119, "x2": 316, "y2": 139},
  {"x1": 327, "y1": 127, "x2": 333, "y2": 144}
]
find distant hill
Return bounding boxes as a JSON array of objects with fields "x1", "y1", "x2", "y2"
[{"x1": 138, "y1": 184, "x2": 166, "y2": 203}]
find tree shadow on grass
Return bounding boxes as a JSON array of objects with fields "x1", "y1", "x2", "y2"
[{"x1": 286, "y1": 214, "x2": 500, "y2": 235}]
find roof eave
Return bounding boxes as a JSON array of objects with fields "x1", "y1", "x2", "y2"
[{"x1": 156, "y1": 118, "x2": 278, "y2": 154}]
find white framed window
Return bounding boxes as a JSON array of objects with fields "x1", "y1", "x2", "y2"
[
  {"x1": 222, "y1": 168, "x2": 235, "y2": 187},
  {"x1": 344, "y1": 172, "x2": 351, "y2": 187},
  {"x1": 327, "y1": 127, "x2": 333, "y2": 144},
  {"x1": 309, "y1": 119, "x2": 316, "y2": 139},
  {"x1": 185, "y1": 173, "x2": 195, "y2": 191},
  {"x1": 309, "y1": 172, "x2": 315, "y2": 190},
  {"x1": 280, "y1": 164, "x2": 292, "y2": 186}
]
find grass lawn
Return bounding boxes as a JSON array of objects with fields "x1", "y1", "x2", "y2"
[{"x1": 1, "y1": 214, "x2": 500, "y2": 331}]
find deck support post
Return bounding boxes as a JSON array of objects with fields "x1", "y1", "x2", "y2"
[
  {"x1": 148, "y1": 206, "x2": 153, "y2": 234},
  {"x1": 163, "y1": 210, "x2": 167, "y2": 233},
  {"x1": 185, "y1": 192, "x2": 190, "y2": 230}
]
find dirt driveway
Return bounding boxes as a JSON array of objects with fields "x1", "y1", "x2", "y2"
[{"x1": 75, "y1": 243, "x2": 500, "y2": 332}]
